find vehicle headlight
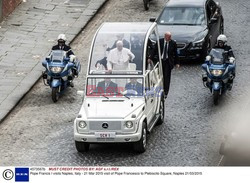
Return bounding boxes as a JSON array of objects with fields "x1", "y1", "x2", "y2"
[
  {"x1": 211, "y1": 69, "x2": 223, "y2": 76},
  {"x1": 125, "y1": 121, "x2": 133, "y2": 129},
  {"x1": 78, "y1": 121, "x2": 87, "y2": 129},
  {"x1": 192, "y1": 38, "x2": 205, "y2": 48},
  {"x1": 50, "y1": 66, "x2": 63, "y2": 73}
]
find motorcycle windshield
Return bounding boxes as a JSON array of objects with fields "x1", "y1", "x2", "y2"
[
  {"x1": 50, "y1": 50, "x2": 67, "y2": 63},
  {"x1": 210, "y1": 48, "x2": 226, "y2": 64}
]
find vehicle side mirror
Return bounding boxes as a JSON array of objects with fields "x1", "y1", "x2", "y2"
[
  {"x1": 149, "y1": 17, "x2": 156, "y2": 22},
  {"x1": 45, "y1": 56, "x2": 50, "y2": 61}
]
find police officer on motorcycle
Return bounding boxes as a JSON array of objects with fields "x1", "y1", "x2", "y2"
[
  {"x1": 52, "y1": 34, "x2": 79, "y2": 78},
  {"x1": 213, "y1": 34, "x2": 235, "y2": 88},
  {"x1": 214, "y1": 34, "x2": 235, "y2": 59}
]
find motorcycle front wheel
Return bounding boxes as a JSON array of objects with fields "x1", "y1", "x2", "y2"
[
  {"x1": 213, "y1": 90, "x2": 219, "y2": 105},
  {"x1": 143, "y1": 0, "x2": 149, "y2": 10},
  {"x1": 52, "y1": 87, "x2": 59, "y2": 103}
]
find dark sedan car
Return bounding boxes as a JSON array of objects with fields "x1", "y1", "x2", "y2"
[{"x1": 156, "y1": 0, "x2": 224, "y2": 61}]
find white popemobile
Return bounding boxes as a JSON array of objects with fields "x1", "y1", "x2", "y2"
[{"x1": 74, "y1": 22, "x2": 164, "y2": 153}]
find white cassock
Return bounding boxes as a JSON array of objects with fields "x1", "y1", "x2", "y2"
[{"x1": 107, "y1": 48, "x2": 135, "y2": 70}]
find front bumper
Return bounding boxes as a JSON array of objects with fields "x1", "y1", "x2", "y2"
[
  {"x1": 176, "y1": 41, "x2": 204, "y2": 61},
  {"x1": 178, "y1": 48, "x2": 203, "y2": 60},
  {"x1": 74, "y1": 132, "x2": 141, "y2": 143}
]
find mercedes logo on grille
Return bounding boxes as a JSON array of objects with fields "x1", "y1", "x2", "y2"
[{"x1": 102, "y1": 122, "x2": 109, "y2": 129}]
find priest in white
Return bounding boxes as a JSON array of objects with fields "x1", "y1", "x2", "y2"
[{"x1": 107, "y1": 40, "x2": 135, "y2": 71}]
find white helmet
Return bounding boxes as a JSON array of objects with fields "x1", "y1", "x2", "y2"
[
  {"x1": 217, "y1": 34, "x2": 227, "y2": 44},
  {"x1": 57, "y1": 34, "x2": 67, "y2": 42}
]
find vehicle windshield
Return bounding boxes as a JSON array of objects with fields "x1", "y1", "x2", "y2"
[
  {"x1": 86, "y1": 77, "x2": 144, "y2": 97},
  {"x1": 158, "y1": 7, "x2": 205, "y2": 25},
  {"x1": 210, "y1": 48, "x2": 226, "y2": 64},
  {"x1": 89, "y1": 23, "x2": 152, "y2": 75}
]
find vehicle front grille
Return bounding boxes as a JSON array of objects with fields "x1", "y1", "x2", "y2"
[
  {"x1": 177, "y1": 43, "x2": 186, "y2": 49},
  {"x1": 89, "y1": 121, "x2": 121, "y2": 131}
]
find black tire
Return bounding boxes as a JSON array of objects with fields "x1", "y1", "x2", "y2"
[
  {"x1": 134, "y1": 122, "x2": 147, "y2": 153},
  {"x1": 75, "y1": 141, "x2": 90, "y2": 152},
  {"x1": 52, "y1": 87, "x2": 59, "y2": 103},
  {"x1": 143, "y1": 0, "x2": 149, "y2": 10},
  {"x1": 213, "y1": 90, "x2": 219, "y2": 105},
  {"x1": 157, "y1": 96, "x2": 165, "y2": 125}
]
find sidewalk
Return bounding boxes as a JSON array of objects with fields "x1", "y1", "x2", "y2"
[{"x1": 0, "y1": 0, "x2": 108, "y2": 122}]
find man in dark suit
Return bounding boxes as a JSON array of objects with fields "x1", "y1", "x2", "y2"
[
  {"x1": 96, "y1": 78, "x2": 118, "y2": 94},
  {"x1": 125, "y1": 78, "x2": 143, "y2": 95},
  {"x1": 148, "y1": 32, "x2": 180, "y2": 97}
]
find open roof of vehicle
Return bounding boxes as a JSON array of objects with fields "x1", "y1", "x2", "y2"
[
  {"x1": 97, "y1": 22, "x2": 154, "y2": 34},
  {"x1": 165, "y1": 0, "x2": 206, "y2": 7}
]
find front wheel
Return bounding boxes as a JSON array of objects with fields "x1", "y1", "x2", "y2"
[
  {"x1": 143, "y1": 0, "x2": 149, "y2": 10},
  {"x1": 213, "y1": 90, "x2": 219, "y2": 105},
  {"x1": 52, "y1": 87, "x2": 59, "y2": 103},
  {"x1": 133, "y1": 122, "x2": 147, "y2": 153},
  {"x1": 75, "y1": 141, "x2": 90, "y2": 152}
]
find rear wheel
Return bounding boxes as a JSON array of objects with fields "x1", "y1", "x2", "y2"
[
  {"x1": 134, "y1": 122, "x2": 147, "y2": 153},
  {"x1": 52, "y1": 87, "x2": 59, "y2": 103},
  {"x1": 213, "y1": 90, "x2": 219, "y2": 105},
  {"x1": 157, "y1": 96, "x2": 165, "y2": 125},
  {"x1": 75, "y1": 141, "x2": 90, "y2": 152},
  {"x1": 143, "y1": 0, "x2": 149, "y2": 10}
]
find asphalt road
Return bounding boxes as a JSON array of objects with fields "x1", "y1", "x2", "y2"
[{"x1": 1, "y1": 0, "x2": 250, "y2": 166}]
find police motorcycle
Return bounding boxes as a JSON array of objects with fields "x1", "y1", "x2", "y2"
[
  {"x1": 202, "y1": 48, "x2": 236, "y2": 105},
  {"x1": 42, "y1": 50, "x2": 81, "y2": 102}
]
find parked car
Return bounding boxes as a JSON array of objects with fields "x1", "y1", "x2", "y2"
[
  {"x1": 74, "y1": 22, "x2": 165, "y2": 153},
  {"x1": 155, "y1": 0, "x2": 224, "y2": 61}
]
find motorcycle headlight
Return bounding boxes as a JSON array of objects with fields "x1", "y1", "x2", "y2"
[
  {"x1": 50, "y1": 66, "x2": 63, "y2": 73},
  {"x1": 125, "y1": 121, "x2": 133, "y2": 129},
  {"x1": 78, "y1": 121, "x2": 87, "y2": 129},
  {"x1": 211, "y1": 69, "x2": 223, "y2": 76}
]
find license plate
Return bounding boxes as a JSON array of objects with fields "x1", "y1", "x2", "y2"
[{"x1": 95, "y1": 132, "x2": 116, "y2": 138}]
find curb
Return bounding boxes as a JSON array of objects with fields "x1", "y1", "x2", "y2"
[{"x1": 0, "y1": 0, "x2": 109, "y2": 123}]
